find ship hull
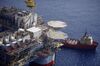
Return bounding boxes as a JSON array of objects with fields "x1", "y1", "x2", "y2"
[
  {"x1": 62, "y1": 41, "x2": 98, "y2": 50},
  {"x1": 29, "y1": 53, "x2": 55, "y2": 66},
  {"x1": 54, "y1": 39, "x2": 98, "y2": 50},
  {"x1": 63, "y1": 42, "x2": 97, "y2": 50}
]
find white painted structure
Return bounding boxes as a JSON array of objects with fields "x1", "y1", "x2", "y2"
[
  {"x1": 47, "y1": 29, "x2": 68, "y2": 40},
  {"x1": 48, "y1": 21, "x2": 67, "y2": 28},
  {"x1": 15, "y1": 11, "x2": 34, "y2": 29},
  {"x1": 27, "y1": 27, "x2": 42, "y2": 38}
]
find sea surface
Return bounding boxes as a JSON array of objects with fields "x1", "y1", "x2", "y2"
[{"x1": 0, "y1": 0, "x2": 100, "y2": 66}]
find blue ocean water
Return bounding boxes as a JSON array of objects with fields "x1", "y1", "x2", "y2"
[{"x1": 0, "y1": 0, "x2": 100, "y2": 66}]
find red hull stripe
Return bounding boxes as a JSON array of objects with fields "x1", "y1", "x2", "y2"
[{"x1": 29, "y1": 60, "x2": 55, "y2": 66}]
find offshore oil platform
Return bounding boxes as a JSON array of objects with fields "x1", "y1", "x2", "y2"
[{"x1": 0, "y1": 0, "x2": 67, "y2": 66}]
